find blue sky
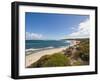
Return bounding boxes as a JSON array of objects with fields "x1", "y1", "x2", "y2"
[{"x1": 25, "y1": 12, "x2": 89, "y2": 40}]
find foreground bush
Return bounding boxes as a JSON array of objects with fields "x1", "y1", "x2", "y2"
[{"x1": 30, "y1": 53, "x2": 70, "y2": 67}]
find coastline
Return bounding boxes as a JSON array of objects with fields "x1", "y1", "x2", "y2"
[{"x1": 25, "y1": 46, "x2": 69, "y2": 67}]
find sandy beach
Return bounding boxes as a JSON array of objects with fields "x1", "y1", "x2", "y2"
[{"x1": 25, "y1": 47, "x2": 68, "y2": 67}]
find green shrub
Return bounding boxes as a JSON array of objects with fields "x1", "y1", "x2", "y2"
[
  {"x1": 80, "y1": 53, "x2": 89, "y2": 61},
  {"x1": 75, "y1": 39, "x2": 89, "y2": 61},
  {"x1": 42, "y1": 53, "x2": 70, "y2": 67},
  {"x1": 73, "y1": 60, "x2": 82, "y2": 66},
  {"x1": 30, "y1": 53, "x2": 70, "y2": 67}
]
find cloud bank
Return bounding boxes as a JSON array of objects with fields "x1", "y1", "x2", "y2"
[
  {"x1": 65, "y1": 19, "x2": 90, "y2": 39},
  {"x1": 26, "y1": 32, "x2": 43, "y2": 40}
]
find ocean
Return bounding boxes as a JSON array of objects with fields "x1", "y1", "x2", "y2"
[{"x1": 25, "y1": 40, "x2": 71, "y2": 54}]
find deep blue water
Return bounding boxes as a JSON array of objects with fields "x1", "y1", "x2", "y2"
[{"x1": 25, "y1": 40, "x2": 70, "y2": 49}]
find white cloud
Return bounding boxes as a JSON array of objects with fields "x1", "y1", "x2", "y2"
[
  {"x1": 26, "y1": 32, "x2": 43, "y2": 40},
  {"x1": 65, "y1": 19, "x2": 90, "y2": 39}
]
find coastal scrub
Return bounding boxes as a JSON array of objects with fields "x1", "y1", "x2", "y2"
[{"x1": 29, "y1": 53, "x2": 70, "y2": 67}]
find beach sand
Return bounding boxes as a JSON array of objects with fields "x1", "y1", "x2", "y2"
[{"x1": 25, "y1": 47, "x2": 68, "y2": 67}]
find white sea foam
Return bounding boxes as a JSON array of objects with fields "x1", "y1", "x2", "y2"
[
  {"x1": 25, "y1": 46, "x2": 54, "y2": 55},
  {"x1": 25, "y1": 48, "x2": 38, "y2": 52}
]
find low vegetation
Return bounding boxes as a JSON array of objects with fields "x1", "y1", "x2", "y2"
[{"x1": 29, "y1": 53, "x2": 70, "y2": 67}]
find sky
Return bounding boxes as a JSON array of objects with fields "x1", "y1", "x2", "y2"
[{"x1": 25, "y1": 12, "x2": 89, "y2": 40}]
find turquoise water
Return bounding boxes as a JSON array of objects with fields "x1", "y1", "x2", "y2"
[{"x1": 26, "y1": 40, "x2": 70, "y2": 49}]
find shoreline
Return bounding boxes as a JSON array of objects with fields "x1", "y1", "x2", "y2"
[
  {"x1": 25, "y1": 47, "x2": 55, "y2": 55},
  {"x1": 25, "y1": 46, "x2": 69, "y2": 67}
]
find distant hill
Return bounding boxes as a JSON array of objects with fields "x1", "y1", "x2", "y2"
[{"x1": 61, "y1": 38, "x2": 89, "y2": 41}]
